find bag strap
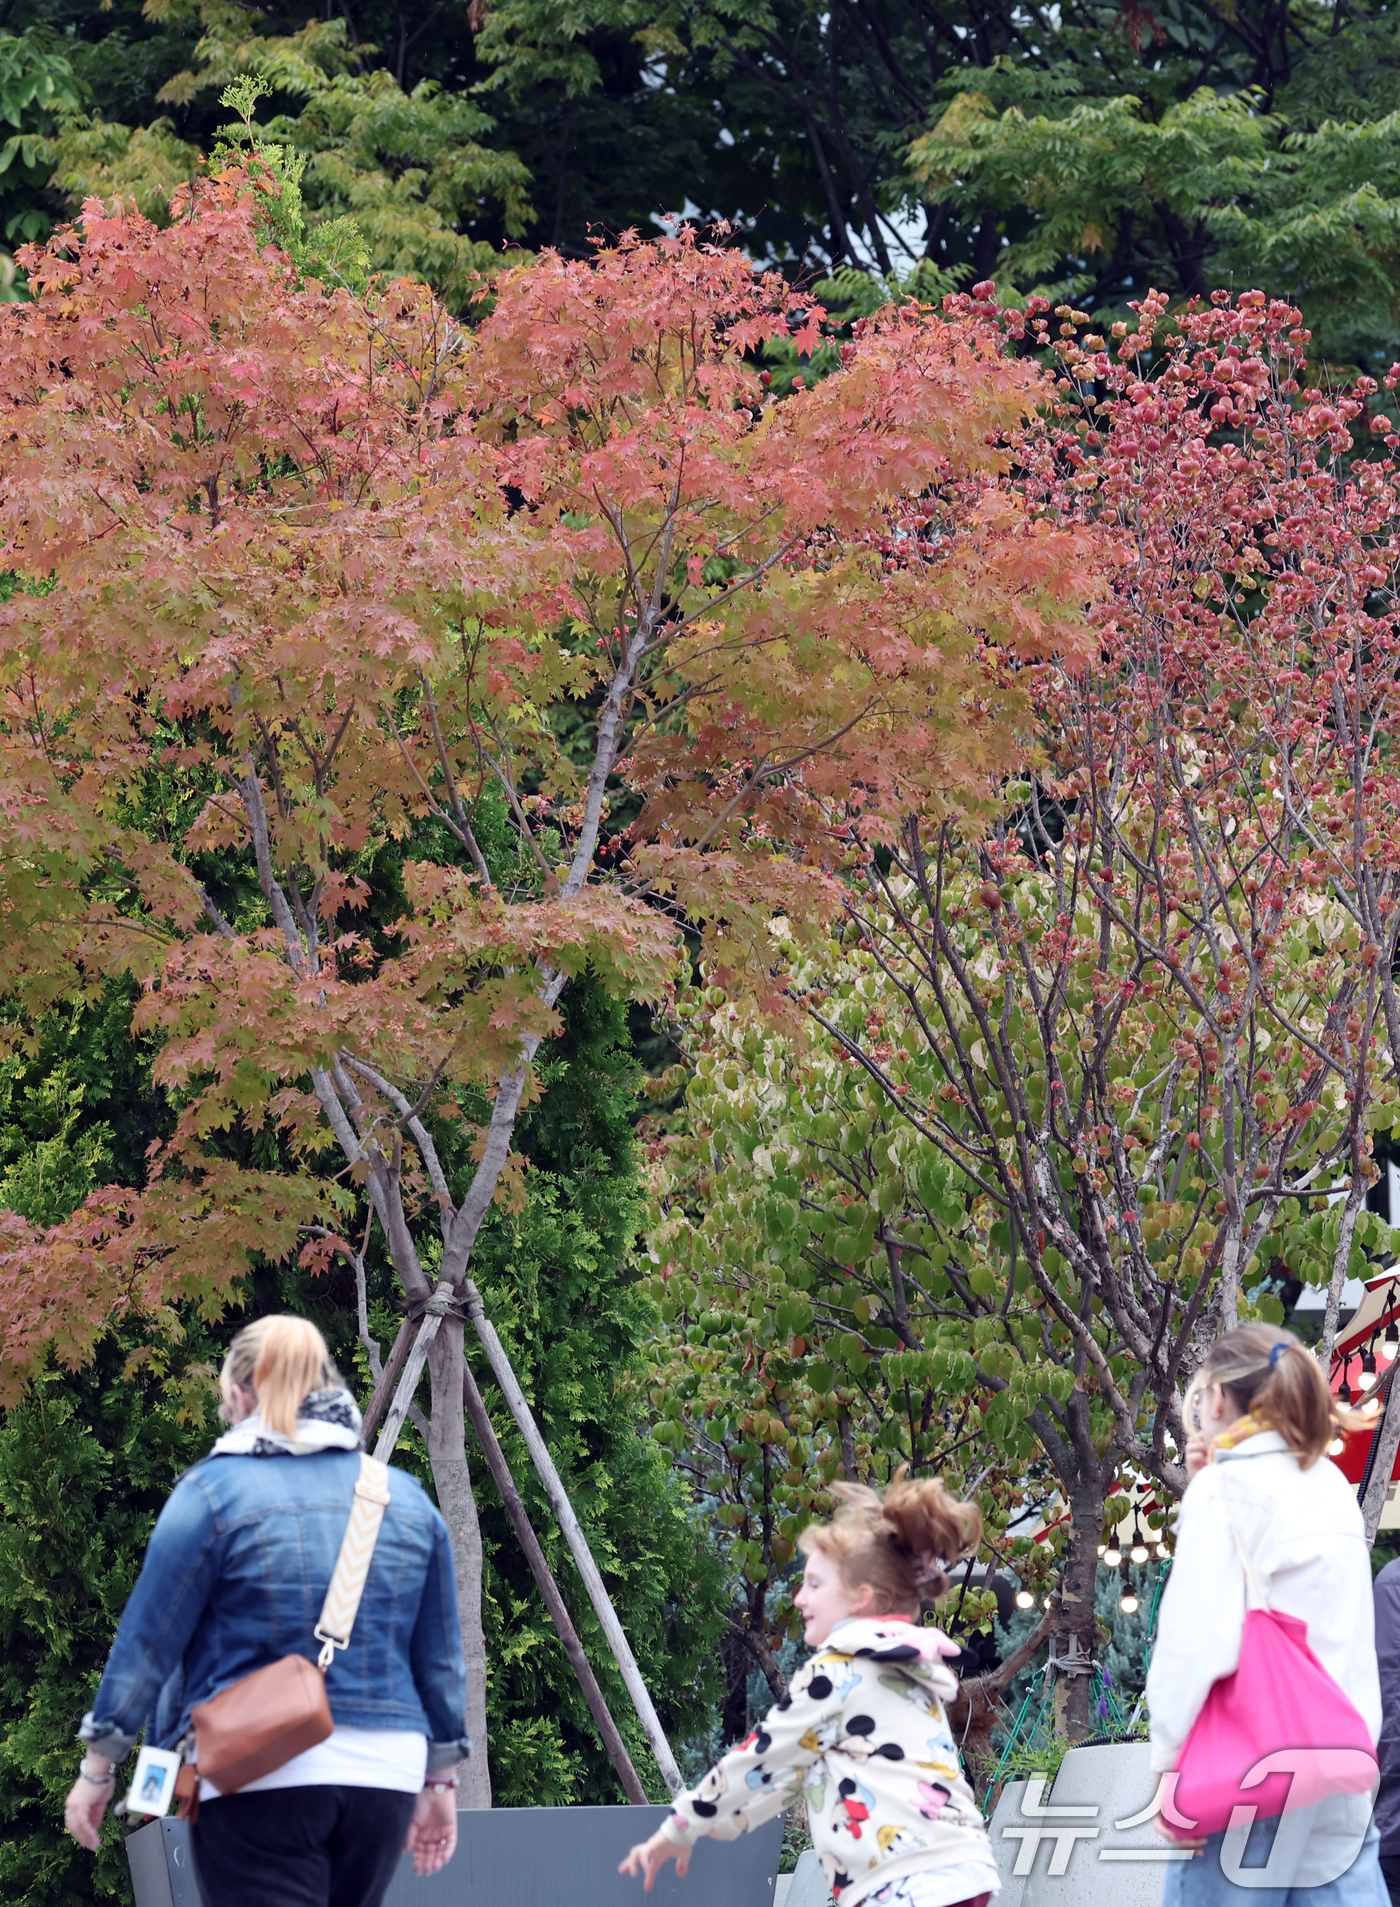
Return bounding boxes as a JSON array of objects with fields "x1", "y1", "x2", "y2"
[
  {"x1": 1213, "y1": 1458, "x2": 1270, "y2": 1612},
  {"x1": 314, "y1": 1452, "x2": 392, "y2": 1671}
]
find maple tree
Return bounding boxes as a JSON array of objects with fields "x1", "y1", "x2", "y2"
[{"x1": 0, "y1": 163, "x2": 1097, "y2": 1791}]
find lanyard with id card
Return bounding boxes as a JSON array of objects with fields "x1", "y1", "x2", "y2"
[{"x1": 125, "y1": 1744, "x2": 183, "y2": 1817}]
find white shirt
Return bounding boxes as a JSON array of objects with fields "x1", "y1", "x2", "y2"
[
  {"x1": 875, "y1": 1858, "x2": 1002, "y2": 1905},
  {"x1": 1146, "y1": 1429, "x2": 1381, "y2": 1773},
  {"x1": 198, "y1": 1726, "x2": 427, "y2": 1801}
]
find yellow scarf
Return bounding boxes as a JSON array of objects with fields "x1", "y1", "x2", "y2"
[{"x1": 1209, "y1": 1411, "x2": 1271, "y2": 1457}]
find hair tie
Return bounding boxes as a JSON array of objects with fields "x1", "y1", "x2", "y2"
[{"x1": 1269, "y1": 1342, "x2": 1287, "y2": 1369}]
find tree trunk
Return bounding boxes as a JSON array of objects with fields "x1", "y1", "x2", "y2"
[
  {"x1": 1054, "y1": 1488, "x2": 1104, "y2": 1742},
  {"x1": 428, "y1": 1319, "x2": 492, "y2": 1807},
  {"x1": 719, "y1": 1623, "x2": 750, "y2": 1745},
  {"x1": 945, "y1": 1606, "x2": 1055, "y2": 1801},
  {"x1": 1322, "y1": 1168, "x2": 1368, "y2": 1369}
]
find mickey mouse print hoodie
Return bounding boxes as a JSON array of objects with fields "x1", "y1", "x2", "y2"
[{"x1": 659, "y1": 1617, "x2": 998, "y2": 1907}]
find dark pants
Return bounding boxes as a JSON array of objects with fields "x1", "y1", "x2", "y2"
[
  {"x1": 190, "y1": 1785, "x2": 418, "y2": 1907},
  {"x1": 1380, "y1": 1853, "x2": 1400, "y2": 1907}
]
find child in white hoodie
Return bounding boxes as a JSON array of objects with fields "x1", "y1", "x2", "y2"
[{"x1": 619, "y1": 1472, "x2": 1000, "y2": 1907}]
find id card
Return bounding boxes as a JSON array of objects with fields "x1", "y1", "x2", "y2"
[{"x1": 126, "y1": 1745, "x2": 182, "y2": 1818}]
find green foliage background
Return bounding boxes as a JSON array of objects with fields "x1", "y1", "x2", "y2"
[
  {"x1": 0, "y1": 980, "x2": 722, "y2": 1904},
  {"x1": 0, "y1": 1334, "x2": 220, "y2": 1906},
  {"x1": 3, "y1": 0, "x2": 1400, "y2": 354}
]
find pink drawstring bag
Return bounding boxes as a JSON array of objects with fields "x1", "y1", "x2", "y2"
[{"x1": 1169, "y1": 1464, "x2": 1378, "y2": 1839}]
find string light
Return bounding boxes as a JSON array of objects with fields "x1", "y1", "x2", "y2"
[
  {"x1": 1130, "y1": 1525, "x2": 1149, "y2": 1565},
  {"x1": 1329, "y1": 1436, "x2": 1346, "y2": 1456},
  {"x1": 1015, "y1": 1589, "x2": 1036, "y2": 1610},
  {"x1": 1120, "y1": 1591, "x2": 1140, "y2": 1614},
  {"x1": 1156, "y1": 1540, "x2": 1170, "y2": 1559},
  {"x1": 1103, "y1": 1544, "x2": 1122, "y2": 1568},
  {"x1": 1387, "y1": 1317, "x2": 1398, "y2": 1347},
  {"x1": 1335, "y1": 1350, "x2": 1358, "y2": 1411}
]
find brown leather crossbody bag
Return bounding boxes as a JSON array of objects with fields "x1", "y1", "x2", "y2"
[{"x1": 174, "y1": 1453, "x2": 392, "y2": 1819}]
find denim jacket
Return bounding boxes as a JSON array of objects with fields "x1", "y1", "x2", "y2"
[{"x1": 80, "y1": 1448, "x2": 470, "y2": 1773}]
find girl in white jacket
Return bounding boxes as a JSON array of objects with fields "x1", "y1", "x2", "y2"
[
  {"x1": 619, "y1": 1473, "x2": 1000, "y2": 1907},
  {"x1": 1146, "y1": 1323, "x2": 1383, "y2": 1906}
]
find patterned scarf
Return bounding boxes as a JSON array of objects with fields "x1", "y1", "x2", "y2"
[
  {"x1": 209, "y1": 1387, "x2": 363, "y2": 1458},
  {"x1": 1209, "y1": 1410, "x2": 1271, "y2": 1458}
]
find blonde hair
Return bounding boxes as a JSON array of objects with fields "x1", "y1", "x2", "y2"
[
  {"x1": 798, "y1": 1469, "x2": 983, "y2": 1613},
  {"x1": 219, "y1": 1316, "x2": 340, "y2": 1440},
  {"x1": 1195, "y1": 1322, "x2": 1358, "y2": 1469}
]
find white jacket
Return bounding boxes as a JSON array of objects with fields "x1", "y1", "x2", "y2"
[{"x1": 1146, "y1": 1428, "x2": 1381, "y2": 1774}]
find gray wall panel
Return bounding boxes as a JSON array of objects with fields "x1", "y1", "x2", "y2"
[
  {"x1": 127, "y1": 1804, "x2": 783, "y2": 1907},
  {"x1": 125, "y1": 1817, "x2": 204, "y2": 1906}
]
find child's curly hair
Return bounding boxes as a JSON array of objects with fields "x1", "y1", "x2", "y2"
[{"x1": 798, "y1": 1468, "x2": 982, "y2": 1611}]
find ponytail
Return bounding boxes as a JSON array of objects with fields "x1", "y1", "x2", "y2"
[
  {"x1": 219, "y1": 1315, "x2": 339, "y2": 1438},
  {"x1": 1200, "y1": 1322, "x2": 1361, "y2": 1468},
  {"x1": 799, "y1": 1467, "x2": 982, "y2": 1612}
]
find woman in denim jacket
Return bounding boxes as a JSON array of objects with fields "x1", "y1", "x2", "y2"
[{"x1": 63, "y1": 1315, "x2": 471, "y2": 1907}]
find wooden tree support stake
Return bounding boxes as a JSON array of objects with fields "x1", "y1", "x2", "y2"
[
  {"x1": 361, "y1": 1313, "x2": 422, "y2": 1449},
  {"x1": 463, "y1": 1278, "x2": 684, "y2": 1796},
  {"x1": 1361, "y1": 1356, "x2": 1400, "y2": 1542},
  {"x1": 371, "y1": 1295, "x2": 458, "y2": 1461},
  {"x1": 461, "y1": 1361, "x2": 649, "y2": 1805}
]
